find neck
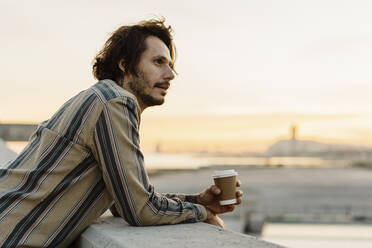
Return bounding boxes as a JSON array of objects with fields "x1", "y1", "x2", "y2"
[{"x1": 121, "y1": 83, "x2": 146, "y2": 114}]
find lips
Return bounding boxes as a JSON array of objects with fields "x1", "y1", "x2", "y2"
[{"x1": 154, "y1": 82, "x2": 170, "y2": 90}]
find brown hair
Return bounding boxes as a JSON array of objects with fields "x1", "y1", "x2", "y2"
[{"x1": 92, "y1": 18, "x2": 176, "y2": 85}]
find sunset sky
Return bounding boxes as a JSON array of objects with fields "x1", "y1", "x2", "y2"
[{"x1": 1, "y1": 0, "x2": 372, "y2": 152}]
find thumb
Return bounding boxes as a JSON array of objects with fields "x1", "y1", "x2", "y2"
[{"x1": 210, "y1": 185, "x2": 221, "y2": 195}]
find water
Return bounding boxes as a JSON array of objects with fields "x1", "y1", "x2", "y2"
[
  {"x1": 262, "y1": 223, "x2": 372, "y2": 248},
  {"x1": 221, "y1": 217, "x2": 372, "y2": 248},
  {"x1": 5, "y1": 142, "x2": 350, "y2": 170},
  {"x1": 143, "y1": 152, "x2": 349, "y2": 170}
]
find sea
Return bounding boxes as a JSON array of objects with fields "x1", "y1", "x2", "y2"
[
  {"x1": 262, "y1": 223, "x2": 372, "y2": 248},
  {"x1": 143, "y1": 152, "x2": 350, "y2": 170}
]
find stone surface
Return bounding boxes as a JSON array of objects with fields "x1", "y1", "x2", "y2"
[{"x1": 78, "y1": 216, "x2": 284, "y2": 248}]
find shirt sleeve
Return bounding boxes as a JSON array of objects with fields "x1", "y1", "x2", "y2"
[
  {"x1": 92, "y1": 97, "x2": 207, "y2": 226},
  {"x1": 161, "y1": 193, "x2": 198, "y2": 204}
]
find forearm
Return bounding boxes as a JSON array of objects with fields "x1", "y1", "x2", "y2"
[
  {"x1": 136, "y1": 190, "x2": 207, "y2": 225},
  {"x1": 161, "y1": 193, "x2": 199, "y2": 204},
  {"x1": 101, "y1": 162, "x2": 207, "y2": 225},
  {"x1": 108, "y1": 191, "x2": 206, "y2": 225}
]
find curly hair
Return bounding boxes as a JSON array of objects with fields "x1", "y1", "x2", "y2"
[{"x1": 92, "y1": 18, "x2": 176, "y2": 85}]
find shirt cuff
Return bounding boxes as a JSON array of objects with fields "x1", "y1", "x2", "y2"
[{"x1": 194, "y1": 204, "x2": 208, "y2": 222}]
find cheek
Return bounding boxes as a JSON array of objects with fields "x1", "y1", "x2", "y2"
[
  {"x1": 139, "y1": 74, "x2": 155, "y2": 91},
  {"x1": 143, "y1": 73, "x2": 158, "y2": 88},
  {"x1": 144, "y1": 65, "x2": 162, "y2": 81}
]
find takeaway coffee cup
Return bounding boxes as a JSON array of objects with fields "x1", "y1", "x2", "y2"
[{"x1": 213, "y1": 169, "x2": 238, "y2": 205}]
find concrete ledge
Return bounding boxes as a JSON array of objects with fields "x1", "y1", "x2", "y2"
[{"x1": 78, "y1": 216, "x2": 284, "y2": 248}]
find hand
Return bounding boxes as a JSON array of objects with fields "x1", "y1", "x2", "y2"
[
  {"x1": 204, "y1": 208, "x2": 226, "y2": 229},
  {"x1": 197, "y1": 180, "x2": 243, "y2": 215}
]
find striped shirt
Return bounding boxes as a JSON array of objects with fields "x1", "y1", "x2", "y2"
[{"x1": 0, "y1": 79, "x2": 207, "y2": 247}]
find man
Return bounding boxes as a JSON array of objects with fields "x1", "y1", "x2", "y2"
[{"x1": 0, "y1": 19, "x2": 242, "y2": 247}]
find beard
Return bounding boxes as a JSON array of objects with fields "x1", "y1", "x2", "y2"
[{"x1": 128, "y1": 71, "x2": 165, "y2": 107}]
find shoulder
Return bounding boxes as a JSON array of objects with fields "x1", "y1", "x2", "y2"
[
  {"x1": 90, "y1": 79, "x2": 130, "y2": 101},
  {"x1": 90, "y1": 79, "x2": 140, "y2": 119}
]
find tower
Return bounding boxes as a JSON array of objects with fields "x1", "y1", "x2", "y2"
[
  {"x1": 290, "y1": 124, "x2": 298, "y2": 156},
  {"x1": 291, "y1": 124, "x2": 297, "y2": 141}
]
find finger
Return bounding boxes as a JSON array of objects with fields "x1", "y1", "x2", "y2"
[
  {"x1": 234, "y1": 191, "x2": 243, "y2": 205},
  {"x1": 235, "y1": 196, "x2": 242, "y2": 205},
  {"x1": 210, "y1": 185, "x2": 221, "y2": 195},
  {"x1": 217, "y1": 205, "x2": 234, "y2": 213},
  {"x1": 236, "y1": 190, "x2": 243, "y2": 197},
  {"x1": 236, "y1": 180, "x2": 241, "y2": 187},
  {"x1": 229, "y1": 204, "x2": 235, "y2": 211},
  {"x1": 223, "y1": 204, "x2": 235, "y2": 212}
]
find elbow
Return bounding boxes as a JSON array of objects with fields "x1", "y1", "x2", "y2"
[
  {"x1": 113, "y1": 208, "x2": 143, "y2": 226},
  {"x1": 133, "y1": 213, "x2": 156, "y2": 226},
  {"x1": 126, "y1": 217, "x2": 154, "y2": 227},
  {"x1": 126, "y1": 220, "x2": 143, "y2": 227},
  {"x1": 119, "y1": 207, "x2": 155, "y2": 227},
  {"x1": 133, "y1": 206, "x2": 161, "y2": 226},
  {"x1": 120, "y1": 215, "x2": 146, "y2": 227},
  {"x1": 121, "y1": 214, "x2": 146, "y2": 227}
]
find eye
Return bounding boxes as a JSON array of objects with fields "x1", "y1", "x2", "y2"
[{"x1": 154, "y1": 59, "x2": 163, "y2": 65}]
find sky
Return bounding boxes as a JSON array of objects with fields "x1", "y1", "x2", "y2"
[{"x1": 1, "y1": 0, "x2": 372, "y2": 152}]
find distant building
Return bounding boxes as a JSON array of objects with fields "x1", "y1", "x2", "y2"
[
  {"x1": 265, "y1": 125, "x2": 372, "y2": 157},
  {"x1": 291, "y1": 124, "x2": 297, "y2": 141},
  {"x1": 155, "y1": 143, "x2": 162, "y2": 153},
  {"x1": 0, "y1": 139, "x2": 17, "y2": 167},
  {"x1": 0, "y1": 123, "x2": 37, "y2": 141}
]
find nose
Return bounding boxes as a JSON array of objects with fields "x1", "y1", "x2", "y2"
[{"x1": 164, "y1": 66, "x2": 175, "y2": 81}]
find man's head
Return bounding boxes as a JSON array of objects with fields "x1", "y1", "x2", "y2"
[{"x1": 93, "y1": 19, "x2": 176, "y2": 110}]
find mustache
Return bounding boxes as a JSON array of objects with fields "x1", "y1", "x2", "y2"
[{"x1": 154, "y1": 81, "x2": 170, "y2": 88}]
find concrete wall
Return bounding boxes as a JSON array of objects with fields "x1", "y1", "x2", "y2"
[{"x1": 77, "y1": 216, "x2": 285, "y2": 248}]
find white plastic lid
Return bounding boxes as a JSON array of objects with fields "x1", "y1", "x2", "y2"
[{"x1": 213, "y1": 169, "x2": 238, "y2": 178}]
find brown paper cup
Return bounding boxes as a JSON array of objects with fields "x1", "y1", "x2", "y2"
[{"x1": 213, "y1": 170, "x2": 238, "y2": 205}]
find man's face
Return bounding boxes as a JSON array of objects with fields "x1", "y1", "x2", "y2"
[{"x1": 126, "y1": 36, "x2": 175, "y2": 109}]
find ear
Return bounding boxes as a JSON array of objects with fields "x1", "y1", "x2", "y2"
[
  {"x1": 118, "y1": 59, "x2": 125, "y2": 72},
  {"x1": 118, "y1": 59, "x2": 133, "y2": 84}
]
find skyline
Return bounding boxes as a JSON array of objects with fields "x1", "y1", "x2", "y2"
[
  {"x1": 5, "y1": 115, "x2": 372, "y2": 153},
  {"x1": 1, "y1": 0, "x2": 372, "y2": 151}
]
